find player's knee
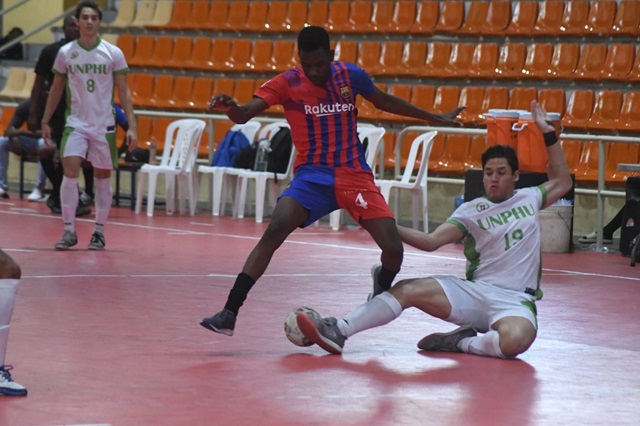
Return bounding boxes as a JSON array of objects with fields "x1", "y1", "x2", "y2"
[
  {"x1": 391, "y1": 277, "x2": 439, "y2": 308},
  {"x1": 498, "y1": 322, "x2": 536, "y2": 357}
]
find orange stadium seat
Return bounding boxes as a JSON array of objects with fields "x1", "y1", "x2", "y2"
[
  {"x1": 600, "y1": 43, "x2": 636, "y2": 81},
  {"x1": 185, "y1": 77, "x2": 213, "y2": 111},
  {"x1": 434, "y1": 0, "x2": 464, "y2": 34},
  {"x1": 167, "y1": 75, "x2": 194, "y2": 110},
  {"x1": 389, "y1": 0, "x2": 419, "y2": 34},
  {"x1": 147, "y1": 75, "x2": 174, "y2": 109},
  {"x1": 263, "y1": 1, "x2": 289, "y2": 32},
  {"x1": 146, "y1": 36, "x2": 174, "y2": 68},
  {"x1": 326, "y1": 0, "x2": 350, "y2": 32},
  {"x1": 559, "y1": 140, "x2": 582, "y2": 175},
  {"x1": 457, "y1": 86, "x2": 486, "y2": 127},
  {"x1": 605, "y1": 142, "x2": 639, "y2": 187},
  {"x1": 370, "y1": 0, "x2": 395, "y2": 32},
  {"x1": 521, "y1": 43, "x2": 553, "y2": 79},
  {"x1": 494, "y1": 42, "x2": 527, "y2": 79},
  {"x1": 508, "y1": 86, "x2": 537, "y2": 111},
  {"x1": 130, "y1": 73, "x2": 154, "y2": 108},
  {"x1": 128, "y1": 34, "x2": 154, "y2": 68},
  {"x1": 409, "y1": 85, "x2": 436, "y2": 115},
  {"x1": 612, "y1": 0, "x2": 640, "y2": 36},
  {"x1": 185, "y1": 37, "x2": 213, "y2": 71},
  {"x1": 532, "y1": 0, "x2": 565, "y2": 36},
  {"x1": 584, "y1": 0, "x2": 617, "y2": 36},
  {"x1": 210, "y1": 38, "x2": 235, "y2": 72},
  {"x1": 377, "y1": 41, "x2": 405, "y2": 76},
  {"x1": 244, "y1": 1, "x2": 269, "y2": 32},
  {"x1": 586, "y1": 90, "x2": 623, "y2": 131},
  {"x1": 444, "y1": 42, "x2": 475, "y2": 79},
  {"x1": 573, "y1": 44, "x2": 608, "y2": 81},
  {"x1": 432, "y1": 86, "x2": 461, "y2": 115},
  {"x1": 548, "y1": 43, "x2": 580, "y2": 79},
  {"x1": 628, "y1": 48, "x2": 640, "y2": 82},
  {"x1": 345, "y1": 0, "x2": 374, "y2": 33},
  {"x1": 268, "y1": 40, "x2": 297, "y2": 72},
  {"x1": 356, "y1": 41, "x2": 382, "y2": 75},
  {"x1": 180, "y1": 0, "x2": 210, "y2": 30},
  {"x1": 505, "y1": 1, "x2": 538, "y2": 36},
  {"x1": 423, "y1": 41, "x2": 452, "y2": 78},
  {"x1": 157, "y1": 0, "x2": 191, "y2": 30},
  {"x1": 334, "y1": 40, "x2": 358, "y2": 63},
  {"x1": 306, "y1": 1, "x2": 329, "y2": 27},
  {"x1": 202, "y1": 0, "x2": 229, "y2": 31},
  {"x1": 400, "y1": 41, "x2": 428, "y2": 77},
  {"x1": 438, "y1": 134, "x2": 472, "y2": 176},
  {"x1": 224, "y1": 1, "x2": 249, "y2": 31},
  {"x1": 617, "y1": 91, "x2": 640, "y2": 133},
  {"x1": 213, "y1": 77, "x2": 235, "y2": 98},
  {"x1": 225, "y1": 38, "x2": 252, "y2": 72},
  {"x1": 559, "y1": 0, "x2": 591, "y2": 36},
  {"x1": 379, "y1": 84, "x2": 413, "y2": 122},
  {"x1": 408, "y1": 1, "x2": 438, "y2": 35},
  {"x1": 284, "y1": 1, "x2": 308, "y2": 33},
  {"x1": 481, "y1": 87, "x2": 510, "y2": 120},
  {"x1": 427, "y1": 132, "x2": 447, "y2": 175},
  {"x1": 135, "y1": 116, "x2": 154, "y2": 148},
  {"x1": 468, "y1": 43, "x2": 499, "y2": 79},
  {"x1": 168, "y1": 37, "x2": 193, "y2": 69},
  {"x1": 466, "y1": 135, "x2": 488, "y2": 170},
  {"x1": 248, "y1": 40, "x2": 274, "y2": 73},
  {"x1": 233, "y1": 78, "x2": 256, "y2": 105},
  {"x1": 538, "y1": 88, "x2": 567, "y2": 116},
  {"x1": 117, "y1": 34, "x2": 135, "y2": 61},
  {"x1": 574, "y1": 141, "x2": 605, "y2": 186},
  {"x1": 481, "y1": 0, "x2": 512, "y2": 35},
  {"x1": 457, "y1": 0, "x2": 489, "y2": 35},
  {"x1": 562, "y1": 89, "x2": 595, "y2": 130}
]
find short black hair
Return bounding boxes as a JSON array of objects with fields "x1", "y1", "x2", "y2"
[
  {"x1": 75, "y1": 0, "x2": 102, "y2": 20},
  {"x1": 297, "y1": 26, "x2": 331, "y2": 53},
  {"x1": 482, "y1": 144, "x2": 519, "y2": 172}
]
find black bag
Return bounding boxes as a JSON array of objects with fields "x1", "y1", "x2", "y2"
[
  {"x1": 124, "y1": 147, "x2": 150, "y2": 163},
  {"x1": 619, "y1": 199, "x2": 640, "y2": 257},
  {"x1": 234, "y1": 143, "x2": 258, "y2": 169},
  {"x1": 266, "y1": 127, "x2": 292, "y2": 174}
]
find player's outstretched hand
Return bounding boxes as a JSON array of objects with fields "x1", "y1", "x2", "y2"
[
  {"x1": 431, "y1": 106, "x2": 466, "y2": 127},
  {"x1": 208, "y1": 94, "x2": 237, "y2": 112},
  {"x1": 531, "y1": 100, "x2": 555, "y2": 133}
]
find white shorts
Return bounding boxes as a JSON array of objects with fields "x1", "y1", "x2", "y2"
[
  {"x1": 432, "y1": 275, "x2": 538, "y2": 332},
  {"x1": 60, "y1": 127, "x2": 117, "y2": 170}
]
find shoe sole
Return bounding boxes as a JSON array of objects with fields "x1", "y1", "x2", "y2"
[
  {"x1": 579, "y1": 239, "x2": 613, "y2": 244},
  {"x1": 0, "y1": 388, "x2": 28, "y2": 397},
  {"x1": 88, "y1": 246, "x2": 105, "y2": 251},
  {"x1": 296, "y1": 313, "x2": 342, "y2": 354},
  {"x1": 199, "y1": 320, "x2": 233, "y2": 336},
  {"x1": 417, "y1": 327, "x2": 476, "y2": 352},
  {"x1": 54, "y1": 242, "x2": 77, "y2": 251}
]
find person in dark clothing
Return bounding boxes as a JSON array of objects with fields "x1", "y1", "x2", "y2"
[
  {"x1": 0, "y1": 27, "x2": 24, "y2": 60},
  {"x1": 27, "y1": 14, "x2": 90, "y2": 216}
]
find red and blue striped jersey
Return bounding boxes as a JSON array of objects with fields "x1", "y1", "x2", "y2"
[{"x1": 254, "y1": 61, "x2": 376, "y2": 171}]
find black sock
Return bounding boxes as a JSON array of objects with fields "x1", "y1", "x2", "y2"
[
  {"x1": 378, "y1": 266, "x2": 398, "y2": 291},
  {"x1": 224, "y1": 273, "x2": 256, "y2": 315}
]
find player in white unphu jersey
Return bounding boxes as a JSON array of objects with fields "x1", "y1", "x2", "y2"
[
  {"x1": 297, "y1": 101, "x2": 573, "y2": 359},
  {"x1": 42, "y1": 1, "x2": 137, "y2": 251}
]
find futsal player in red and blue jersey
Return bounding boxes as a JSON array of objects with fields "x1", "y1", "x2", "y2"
[{"x1": 201, "y1": 26, "x2": 464, "y2": 337}]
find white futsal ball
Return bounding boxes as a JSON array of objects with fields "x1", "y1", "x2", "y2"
[{"x1": 284, "y1": 306, "x2": 321, "y2": 347}]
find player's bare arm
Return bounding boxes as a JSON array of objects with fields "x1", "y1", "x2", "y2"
[
  {"x1": 208, "y1": 95, "x2": 268, "y2": 124},
  {"x1": 531, "y1": 100, "x2": 573, "y2": 208},
  {"x1": 362, "y1": 87, "x2": 465, "y2": 127},
  {"x1": 397, "y1": 222, "x2": 463, "y2": 252},
  {"x1": 115, "y1": 73, "x2": 137, "y2": 152}
]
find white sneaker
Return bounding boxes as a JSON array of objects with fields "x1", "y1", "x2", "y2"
[
  {"x1": 0, "y1": 366, "x2": 27, "y2": 396},
  {"x1": 27, "y1": 188, "x2": 44, "y2": 201},
  {"x1": 0, "y1": 187, "x2": 7, "y2": 199},
  {"x1": 578, "y1": 231, "x2": 613, "y2": 244}
]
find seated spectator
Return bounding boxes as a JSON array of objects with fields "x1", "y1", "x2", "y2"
[
  {"x1": 0, "y1": 27, "x2": 24, "y2": 60},
  {"x1": 0, "y1": 99, "x2": 48, "y2": 200}
]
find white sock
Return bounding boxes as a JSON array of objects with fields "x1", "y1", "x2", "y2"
[
  {"x1": 94, "y1": 177, "x2": 112, "y2": 233},
  {"x1": 460, "y1": 330, "x2": 506, "y2": 359},
  {"x1": 61, "y1": 177, "x2": 79, "y2": 231},
  {"x1": 0, "y1": 279, "x2": 19, "y2": 366},
  {"x1": 337, "y1": 292, "x2": 403, "y2": 338}
]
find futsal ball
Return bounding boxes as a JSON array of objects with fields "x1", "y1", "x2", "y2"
[{"x1": 284, "y1": 306, "x2": 321, "y2": 347}]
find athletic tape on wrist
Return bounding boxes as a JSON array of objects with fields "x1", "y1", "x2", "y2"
[{"x1": 543, "y1": 130, "x2": 558, "y2": 147}]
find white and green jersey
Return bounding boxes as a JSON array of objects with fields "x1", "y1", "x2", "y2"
[
  {"x1": 52, "y1": 38, "x2": 128, "y2": 134},
  {"x1": 448, "y1": 186, "x2": 547, "y2": 295}
]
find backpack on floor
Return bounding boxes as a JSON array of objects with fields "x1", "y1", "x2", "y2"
[
  {"x1": 266, "y1": 127, "x2": 292, "y2": 174},
  {"x1": 209, "y1": 130, "x2": 250, "y2": 167}
]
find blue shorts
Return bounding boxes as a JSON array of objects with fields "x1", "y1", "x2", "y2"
[{"x1": 280, "y1": 165, "x2": 394, "y2": 228}]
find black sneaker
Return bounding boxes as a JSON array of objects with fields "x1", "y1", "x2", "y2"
[
  {"x1": 200, "y1": 309, "x2": 236, "y2": 336},
  {"x1": 54, "y1": 230, "x2": 78, "y2": 250},
  {"x1": 417, "y1": 327, "x2": 477, "y2": 353},
  {"x1": 367, "y1": 264, "x2": 384, "y2": 301},
  {"x1": 47, "y1": 196, "x2": 61, "y2": 214},
  {"x1": 296, "y1": 313, "x2": 346, "y2": 354},
  {"x1": 76, "y1": 201, "x2": 92, "y2": 217},
  {"x1": 88, "y1": 232, "x2": 105, "y2": 250},
  {"x1": 0, "y1": 366, "x2": 27, "y2": 396}
]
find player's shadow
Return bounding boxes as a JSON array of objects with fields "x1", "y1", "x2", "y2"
[{"x1": 281, "y1": 352, "x2": 538, "y2": 426}]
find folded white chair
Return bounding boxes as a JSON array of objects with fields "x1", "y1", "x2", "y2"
[
  {"x1": 233, "y1": 122, "x2": 293, "y2": 223},
  {"x1": 377, "y1": 131, "x2": 437, "y2": 232},
  {"x1": 197, "y1": 120, "x2": 261, "y2": 216},
  {"x1": 135, "y1": 119, "x2": 206, "y2": 216},
  {"x1": 329, "y1": 125, "x2": 386, "y2": 230}
]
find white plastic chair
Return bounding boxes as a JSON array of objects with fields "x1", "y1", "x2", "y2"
[
  {"x1": 329, "y1": 125, "x2": 386, "y2": 230},
  {"x1": 135, "y1": 119, "x2": 206, "y2": 216},
  {"x1": 197, "y1": 120, "x2": 261, "y2": 216},
  {"x1": 377, "y1": 130, "x2": 437, "y2": 232},
  {"x1": 233, "y1": 122, "x2": 293, "y2": 223}
]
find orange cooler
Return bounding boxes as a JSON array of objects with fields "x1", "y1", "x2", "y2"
[
  {"x1": 512, "y1": 112, "x2": 561, "y2": 173},
  {"x1": 484, "y1": 109, "x2": 520, "y2": 148}
]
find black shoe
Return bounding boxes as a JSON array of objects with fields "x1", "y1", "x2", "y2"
[
  {"x1": 75, "y1": 202, "x2": 92, "y2": 217},
  {"x1": 417, "y1": 327, "x2": 477, "y2": 353},
  {"x1": 200, "y1": 309, "x2": 236, "y2": 336},
  {"x1": 47, "y1": 196, "x2": 61, "y2": 214}
]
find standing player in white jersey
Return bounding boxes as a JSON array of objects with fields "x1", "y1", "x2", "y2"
[
  {"x1": 297, "y1": 101, "x2": 573, "y2": 359},
  {"x1": 41, "y1": 0, "x2": 137, "y2": 250}
]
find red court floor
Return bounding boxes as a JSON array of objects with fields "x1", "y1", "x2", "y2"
[{"x1": 0, "y1": 197, "x2": 638, "y2": 426}]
